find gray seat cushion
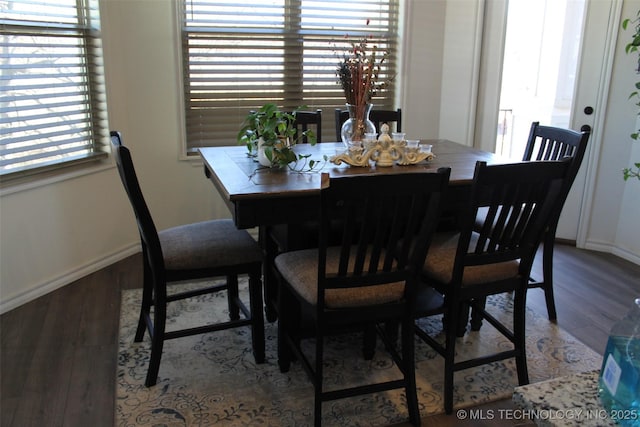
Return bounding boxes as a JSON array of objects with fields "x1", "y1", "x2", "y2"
[
  {"x1": 275, "y1": 247, "x2": 404, "y2": 309},
  {"x1": 422, "y1": 231, "x2": 519, "y2": 286},
  {"x1": 159, "y1": 219, "x2": 262, "y2": 271}
]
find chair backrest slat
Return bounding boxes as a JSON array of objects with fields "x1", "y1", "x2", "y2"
[
  {"x1": 293, "y1": 109, "x2": 322, "y2": 144},
  {"x1": 110, "y1": 131, "x2": 166, "y2": 278},
  {"x1": 461, "y1": 159, "x2": 572, "y2": 272},
  {"x1": 318, "y1": 169, "x2": 451, "y2": 307},
  {"x1": 522, "y1": 121, "x2": 590, "y2": 235},
  {"x1": 524, "y1": 122, "x2": 589, "y2": 172}
]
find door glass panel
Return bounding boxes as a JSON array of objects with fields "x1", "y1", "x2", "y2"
[{"x1": 497, "y1": 0, "x2": 586, "y2": 159}]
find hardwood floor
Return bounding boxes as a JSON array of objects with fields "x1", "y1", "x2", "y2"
[{"x1": 1, "y1": 244, "x2": 639, "y2": 427}]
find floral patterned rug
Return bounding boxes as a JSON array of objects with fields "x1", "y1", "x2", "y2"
[{"x1": 116, "y1": 280, "x2": 601, "y2": 426}]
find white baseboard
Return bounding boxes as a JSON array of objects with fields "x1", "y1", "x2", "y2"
[
  {"x1": 583, "y1": 240, "x2": 640, "y2": 266},
  {"x1": 3, "y1": 236, "x2": 636, "y2": 315},
  {"x1": 0, "y1": 243, "x2": 140, "y2": 315},
  {"x1": 611, "y1": 247, "x2": 640, "y2": 266}
]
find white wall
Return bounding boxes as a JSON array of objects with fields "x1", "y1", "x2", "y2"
[
  {"x1": 0, "y1": 0, "x2": 228, "y2": 313},
  {"x1": 403, "y1": 0, "x2": 640, "y2": 265},
  {"x1": 1, "y1": 0, "x2": 638, "y2": 313},
  {"x1": 437, "y1": 0, "x2": 484, "y2": 146},
  {"x1": 594, "y1": 0, "x2": 640, "y2": 260},
  {"x1": 0, "y1": 166, "x2": 135, "y2": 310},
  {"x1": 99, "y1": 0, "x2": 227, "y2": 225},
  {"x1": 400, "y1": 0, "x2": 445, "y2": 139},
  {"x1": 616, "y1": 141, "x2": 640, "y2": 258}
]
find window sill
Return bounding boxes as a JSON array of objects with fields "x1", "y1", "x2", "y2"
[{"x1": 0, "y1": 152, "x2": 111, "y2": 196}]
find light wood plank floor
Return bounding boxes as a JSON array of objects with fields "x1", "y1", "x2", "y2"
[{"x1": 2, "y1": 243, "x2": 639, "y2": 427}]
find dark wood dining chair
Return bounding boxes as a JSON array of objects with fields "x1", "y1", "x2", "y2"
[
  {"x1": 275, "y1": 169, "x2": 451, "y2": 427},
  {"x1": 521, "y1": 122, "x2": 590, "y2": 320},
  {"x1": 259, "y1": 108, "x2": 322, "y2": 320},
  {"x1": 414, "y1": 159, "x2": 573, "y2": 414},
  {"x1": 334, "y1": 107, "x2": 402, "y2": 140},
  {"x1": 111, "y1": 131, "x2": 265, "y2": 387},
  {"x1": 293, "y1": 109, "x2": 322, "y2": 143}
]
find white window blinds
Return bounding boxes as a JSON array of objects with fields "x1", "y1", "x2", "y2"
[
  {"x1": 181, "y1": 0, "x2": 399, "y2": 150},
  {"x1": 0, "y1": 0, "x2": 109, "y2": 178}
]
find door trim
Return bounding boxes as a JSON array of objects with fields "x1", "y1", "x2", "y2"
[
  {"x1": 473, "y1": 0, "x2": 622, "y2": 248},
  {"x1": 474, "y1": 0, "x2": 508, "y2": 153},
  {"x1": 575, "y1": 0, "x2": 621, "y2": 249}
]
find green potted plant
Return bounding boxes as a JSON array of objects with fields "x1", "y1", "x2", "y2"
[{"x1": 237, "y1": 103, "x2": 317, "y2": 169}]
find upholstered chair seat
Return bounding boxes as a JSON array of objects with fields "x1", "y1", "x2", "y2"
[
  {"x1": 275, "y1": 247, "x2": 404, "y2": 308},
  {"x1": 422, "y1": 232, "x2": 520, "y2": 286},
  {"x1": 160, "y1": 219, "x2": 262, "y2": 271}
]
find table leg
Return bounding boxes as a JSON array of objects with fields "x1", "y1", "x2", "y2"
[{"x1": 259, "y1": 225, "x2": 279, "y2": 322}]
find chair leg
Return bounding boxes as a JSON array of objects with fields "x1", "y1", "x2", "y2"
[
  {"x1": 260, "y1": 225, "x2": 279, "y2": 322},
  {"x1": 248, "y1": 270, "x2": 265, "y2": 364},
  {"x1": 227, "y1": 274, "x2": 240, "y2": 321},
  {"x1": 385, "y1": 320, "x2": 400, "y2": 350},
  {"x1": 135, "y1": 256, "x2": 153, "y2": 342},
  {"x1": 443, "y1": 302, "x2": 460, "y2": 414},
  {"x1": 456, "y1": 301, "x2": 469, "y2": 337},
  {"x1": 145, "y1": 300, "x2": 166, "y2": 387},
  {"x1": 513, "y1": 288, "x2": 530, "y2": 385},
  {"x1": 363, "y1": 323, "x2": 376, "y2": 360},
  {"x1": 314, "y1": 331, "x2": 324, "y2": 427},
  {"x1": 401, "y1": 318, "x2": 421, "y2": 426},
  {"x1": 542, "y1": 234, "x2": 558, "y2": 321},
  {"x1": 277, "y1": 284, "x2": 295, "y2": 373},
  {"x1": 470, "y1": 297, "x2": 486, "y2": 331}
]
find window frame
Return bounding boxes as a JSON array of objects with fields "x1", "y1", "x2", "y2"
[
  {"x1": 179, "y1": 0, "x2": 400, "y2": 153},
  {"x1": 0, "y1": 0, "x2": 110, "y2": 183}
]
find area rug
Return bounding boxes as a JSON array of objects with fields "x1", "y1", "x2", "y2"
[{"x1": 116, "y1": 280, "x2": 602, "y2": 426}]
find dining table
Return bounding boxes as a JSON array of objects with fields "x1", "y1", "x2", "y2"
[{"x1": 200, "y1": 139, "x2": 506, "y2": 320}]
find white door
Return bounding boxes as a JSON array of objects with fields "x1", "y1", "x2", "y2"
[{"x1": 475, "y1": 0, "x2": 620, "y2": 243}]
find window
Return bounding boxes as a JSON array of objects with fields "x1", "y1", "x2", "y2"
[
  {"x1": 181, "y1": 0, "x2": 399, "y2": 151},
  {"x1": 0, "y1": 0, "x2": 109, "y2": 179}
]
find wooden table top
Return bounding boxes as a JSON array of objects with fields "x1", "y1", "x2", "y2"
[
  {"x1": 200, "y1": 140, "x2": 507, "y2": 228},
  {"x1": 200, "y1": 140, "x2": 503, "y2": 201}
]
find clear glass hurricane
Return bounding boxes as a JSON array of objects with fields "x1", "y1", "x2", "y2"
[{"x1": 340, "y1": 103, "x2": 376, "y2": 148}]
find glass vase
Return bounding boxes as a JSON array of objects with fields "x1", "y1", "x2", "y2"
[{"x1": 340, "y1": 103, "x2": 376, "y2": 148}]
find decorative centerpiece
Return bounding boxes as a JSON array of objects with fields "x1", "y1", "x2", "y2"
[
  {"x1": 330, "y1": 123, "x2": 434, "y2": 167},
  {"x1": 237, "y1": 103, "x2": 319, "y2": 169},
  {"x1": 337, "y1": 38, "x2": 390, "y2": 146}
]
